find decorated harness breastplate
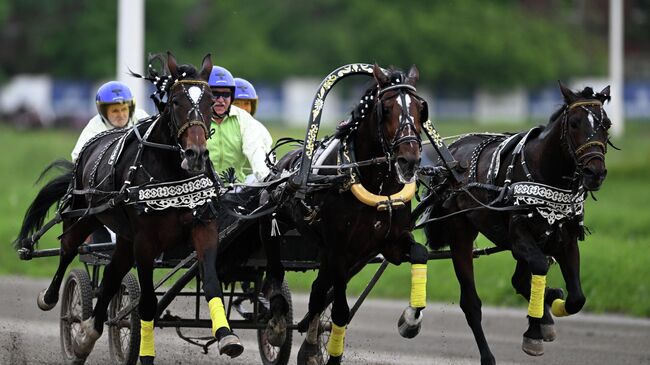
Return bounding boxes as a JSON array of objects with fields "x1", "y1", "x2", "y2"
[
  {"x1": 478, "y1": 127, "x2": 586, "y2": 227},
  {"x1": 126, "y1": 174, "x2": 217, "y2": 213}
]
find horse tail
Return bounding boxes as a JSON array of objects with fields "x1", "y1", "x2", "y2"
[{"x1": 14, "y1": 160, "x2": 74, "y2": 249}]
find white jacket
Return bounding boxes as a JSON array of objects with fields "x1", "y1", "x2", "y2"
[
  {"x1": 71, "y1": 109, "x2": 149, "y2": 162},
  {"x1": 233, "y1": 106, "x2": 273, "y2": 181}
]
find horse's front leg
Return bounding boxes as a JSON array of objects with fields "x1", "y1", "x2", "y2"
[
  {"x1": 511, "y1": 260, "x2": 563, "y2": 343},
  {"x1": 195, "y1": 221, "x2": 244, "y2": 358},
  {"x1": 133, "y1": 238, "x2": 159, "y2": 365},
  {"x1": 398, "y1": 234, "x2": 428, "y2": 339},
  {"x1": 74, "y1": 237, "x2": 133, "y2": 360},
  {"x1": 509, "y1": 214, "x2": 550, "y2": 357},
  {"x1": 551, "y1": 238, "x2": 586, "y2": 317}
]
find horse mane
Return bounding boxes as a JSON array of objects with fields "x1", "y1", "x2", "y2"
[
  {"x1": 130, "y1": 53, "x2": 201, "y2": 112},
  {"x1": 335, "y1": 67, "x2": 407, "y2": 139}
]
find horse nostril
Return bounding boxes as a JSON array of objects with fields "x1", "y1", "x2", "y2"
[
  {"x1": 582, "y1": 167, "x2": 595, "y2": 177},
  {"x1": 397, "y1": 156, "x2": 409, "y2": 168},
  {"x1": 184, "y1": 148, "x2": 196, "y2": 160},
  {"x1": 201, "y1": 149, "x2": 209, "y2": 161}
]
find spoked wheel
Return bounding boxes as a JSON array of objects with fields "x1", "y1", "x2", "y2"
[
  {"x1": 258, "y1": 279, "x2": 293, "y2": 365},
  {"x1": 60, "y1": 269, "x2": 93, "y2": 365},
  {"x1": 108, "y1": 272, "x2": 141, "y2": 365},
  {"x1": 318, "y1": 302, "x2": 333, "y2": 363}
]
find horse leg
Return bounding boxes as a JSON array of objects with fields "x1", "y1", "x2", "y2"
[
  {"x1": 38, "y1": 218, "x2": 100, "y2": 311},
  {"x1": 511, "y1": 260, "x2": 562, "y2": 342},
  {"x1": 73, "y1": 236, "x2": 133, "y2": 359},
  {"x1": 323, "y1": 262, "x2": 349, "y2": 365},
  {"x1": 551, "y1": 238, "x2": 585, "y2": 317},
  {"x1": 130, "y1": 237, "x2": 159, "y2": 365},
  {"x1": 398, "y1": 237, "x2": 428, "y2": 339},
  {"x1": 297, "y1": 261, "x2": 332, "y2": 365},
  {"x1": 195, "y1": 224, "x2": 244, "y2": 358},
  {"x1": 509, "y1": 214, "x2": 550, "y2": 356},
  {"x1": 260, "y1": 218, "x2": 289, "y2": 347},
  {"x1": 451, "y1": 236, "x2": 496, "y2": 365}
]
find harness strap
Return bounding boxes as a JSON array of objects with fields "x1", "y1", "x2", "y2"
[{"x1": 568, "y1": 100, "x2": 602, "y2": 110}]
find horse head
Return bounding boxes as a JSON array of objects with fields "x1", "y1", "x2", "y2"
[
  {"x1": 558, "y1": 82, "x2": 611, "y2": 191},
  {"x1": 165, "y1": 52, "x2": 214, "y2": 174},
  {"x1": 372, "y1": 64, "x2": 425, "y2": 183}
]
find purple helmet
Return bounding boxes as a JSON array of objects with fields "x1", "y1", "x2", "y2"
[
  {"x1": 208, "y1": 66, "x2": 236, "y2": 91},
  {"x1": 234, "y1": 78, "x2": 258, "y2": 116},
  {"x1": 95, "y1": 81, "x2": 135, "y2": 124}
]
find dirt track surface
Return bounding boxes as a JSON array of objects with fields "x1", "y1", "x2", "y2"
[{"x1": 1, "y1": 276, "x2": 649, "y2": 365}]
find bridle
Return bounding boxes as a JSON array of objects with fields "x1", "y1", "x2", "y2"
[
  {"x1": 375, "y1": 83, "x2": 423, "y2": 162},
  {"x1": 167, "y1": 79, "x2": 212, "y2": 143},
  {"x1": 561, "y1": 99, "x2": 609, "y2": 170}
]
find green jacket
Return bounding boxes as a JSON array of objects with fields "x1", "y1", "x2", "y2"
[{"x1": 207, "y1": 105, "x2": 272, "y2": 183}]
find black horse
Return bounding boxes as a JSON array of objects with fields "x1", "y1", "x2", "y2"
[
  {"x1": 261, "y1": 64, "x2": 430, "y2": 365},
  {"x1": 419, "y1": 83, "x2": 612, "y2": 364},
  {"x1": 14, "y1": 53, "x2": 244, "y2": 364}
]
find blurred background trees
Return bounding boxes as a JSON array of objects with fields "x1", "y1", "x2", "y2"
[{"x1": 1, "y1": 0, "x2": 646, "y2": 90}]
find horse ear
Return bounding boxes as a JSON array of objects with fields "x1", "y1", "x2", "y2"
[
  {"x1": 200, "y1": 54, "x2": 213, "y2": 81},
  {"x1": 597, "y1": 85, "x2": 612, "y2": 104},
  {"x1": 558, "y1": 81, "x2": 577, "y2": 104},
  {"x1": 373, "y1": 63, "x2": 389, "y2": 86},
  {"x1": 167, "y1": 51, "x2": 178, "y2": 79},
  {"x1": 407, "y1": 64, "x2": 419, "y2": 85}
]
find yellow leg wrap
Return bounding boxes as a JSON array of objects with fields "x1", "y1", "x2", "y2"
[
  {"x1": 551, "y1": 299, "x2": 569, "y2": 317},
  {"x1": 528, "y1": 275, "x2": 546, "y2": 318},
  {"x1": 326, "y1": 323, "x2": 346, "y2": 357},
  {"x1": 139, "y1": 320, "x2": 155, "y2": 357},
  {"x1": 208, "y1": 297, "x2": 230, "y2": 336},
  {"x1": 410, "y1": 264, "x2": 427, "y2": 308}
]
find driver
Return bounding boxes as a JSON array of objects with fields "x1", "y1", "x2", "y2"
[
  {"x1": 233, "y1": 77, "x2": 258, "y2": 116},
  {"x1": 71, "y1": 81, "x2": 149, "y2": 244},
  {"x1": 207, "y1": 66, "x2": 272, "y2": 183},
  {"x1": 71, "y1": 81, "x2": 149, "y2": 162}
]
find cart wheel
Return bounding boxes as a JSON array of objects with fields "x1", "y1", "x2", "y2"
[
  {"x1": 108, "y1": 272, "x2": 141, "y2": 365},
  {"x1": 60, "y1": 269, "x2": 93, "y2": 365},
  {"x1": 258, "y1": 279, "x2": 293, "y2": 365},
  {"x1": 318, "y1": 302, "x2": 333, "y2": 363}
]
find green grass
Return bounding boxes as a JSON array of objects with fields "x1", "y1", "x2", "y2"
[{"x1": 2, "y1": 121, "x2": 649, "y2": 317}]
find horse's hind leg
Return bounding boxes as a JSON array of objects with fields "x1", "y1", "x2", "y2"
[
  {"x1": 38, "y1": 217, "x2": 100, "y2": 311},
  {"x1": 260, "y1": 220, "x2": 290, "y2": 347},
  {"x1": 74, "y1": 236, "x2": 133, "y2": 359},
  {"x1": 297, "y1": 261, "x2": 332, "y2": 365},
  {"x1": 451, "y1": 235, "x2": 496, "y2": 365}
]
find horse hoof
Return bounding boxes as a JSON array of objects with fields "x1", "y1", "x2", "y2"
[
  {"x1": 397, "y1": 306, "x2": 423, "y2": 339},
  {"x1": 37, "y1": 289, "x2": 56, "y2": 311},
  {"x1": 218, "y1": 334, "x2": 244, "y2": 358},
  {"x1": 541, "y1": 324, "x2": 556, "y2": 342},
  {"x1": 265, "y1": 315, "x2": 287, "y2": 347},
  {"x1": 326, "y1": 355, "x2": 342, "y2": 365},
  {"x1": 297, "y1": 340, "x2": 323, "y2": 365},
  {"x1": 139, "y1": 355, "x2": 155, "y2": 365},
  {"x1": 522, "y1": 336, "x2": 544, "y2": 356},
  {"x1": 73, "y1": 317, "x2": 100, "y2": 358}
]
